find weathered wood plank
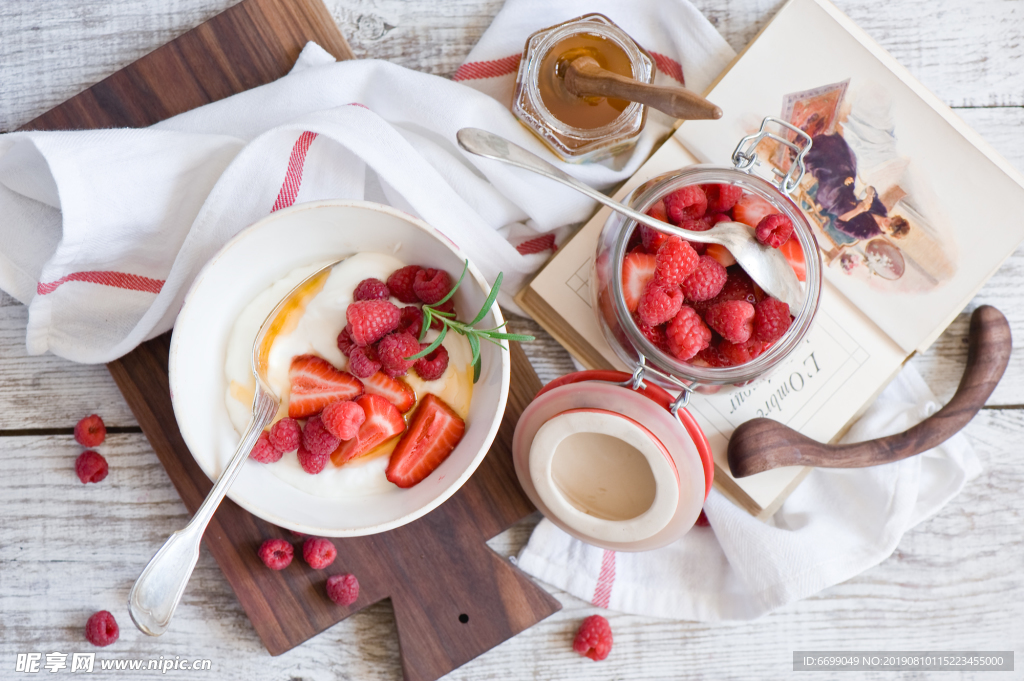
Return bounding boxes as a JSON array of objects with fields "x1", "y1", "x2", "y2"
[
  {"x1": 0, "y1": 411, "x2": 1019, "y2": 679},
  {"x1": 2, "y1": 0, "x2": 1024, "y2": 131}
]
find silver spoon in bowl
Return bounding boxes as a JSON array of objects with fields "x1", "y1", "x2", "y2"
[
  {"x1": 456, "y1": 128, "x2": 803, "y2": 310},
  {"x1": 128, "y1": 258, "x2": 344, "y2": 636}
]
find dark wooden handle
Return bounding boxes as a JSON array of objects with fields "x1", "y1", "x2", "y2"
[
  {"x1": 727, "y1": 305, "x2": 1012, "y2": 477},
  {"x1": 564, "y1": 56, "x2": 723, "y2": 121}
]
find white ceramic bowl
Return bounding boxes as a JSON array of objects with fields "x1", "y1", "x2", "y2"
[{"x1": 169, "y1": 200, "x2": 511, "y2": 536}]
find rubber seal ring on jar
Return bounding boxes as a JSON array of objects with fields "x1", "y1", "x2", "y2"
[
  {"x1": 513, "y1": 370, "x2": 711, "y2": 551},
  {"x1": 535, "y1": 369, "x2": 713, "y2": 499},
  {"x1": 528, "y1": 408, "x2": 680, "y2": 544}
]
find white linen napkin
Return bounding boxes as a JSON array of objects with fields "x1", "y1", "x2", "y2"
[
  {"x1": 0, "y1": 0, "x2": 734, "y2": 364},
  {"x1": 517, "y1": 362, "x2": 981, "y2": 619}
]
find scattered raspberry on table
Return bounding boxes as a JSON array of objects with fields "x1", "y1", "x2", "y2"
[
  {"x1": 75, "y1": 451, "x2": 109, "y2": 483},
  {"x1": 326, "y1": 573, "x2": 360, "y2": 606},
  {"x1": 85, "y1": 610, "x2": 119, "y2": 647},
  {"x1": 302, "y1": 537, "x2": 337, "y2": 569},
  {"x1": 573, "y1": 614, "x2": 613, "y2": 661},
  {"x1": 74, "y1": 414, "x2": 106, "y2": 448},
  {"x1": 258, "y1": 538, "x2": 294, "y2": 570}
]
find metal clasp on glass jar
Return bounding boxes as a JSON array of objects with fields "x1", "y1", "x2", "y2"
[{"x1": 591, "y1": 117, "x2": 823, "y2": 392}]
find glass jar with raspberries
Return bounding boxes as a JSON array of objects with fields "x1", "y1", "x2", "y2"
[{"x1": 593, "y1": 162, "x2": 822, "y2": 391}]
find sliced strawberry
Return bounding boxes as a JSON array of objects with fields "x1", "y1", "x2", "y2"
[
  {"x1": 288, "y1": 355, "x2": 363, "y2": 419},
  {"x1": 386, "y1": 394, "x2": 466, "y2": 489},
  {"x1": 779, "y1": 236, "x2": 806, "y2": 282},
  {"x1": 732, "y1": 193, "x2": 776, "y2": 228},
  {"x1": 330, "y1": 394, "x2": 406, "y2": 466},
  {"x1": 704, "y1": 243, "x2": 736, "y2": 267},
  {"x1": 362, "y1": 371, "x2": 416, "y2": 413},
  {"x1": 621, "y1": 251, "x2": 657, "y2": 313}
]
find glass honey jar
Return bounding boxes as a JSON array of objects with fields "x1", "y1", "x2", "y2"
[{"x1": 512, "y1": 14, "x2": 654, "y2": 163}]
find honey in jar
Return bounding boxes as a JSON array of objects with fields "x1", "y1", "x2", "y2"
[
  {"x1": 538, "y1": 33, "x2": 633, "y2": 130},
  {"x1": 512, "y1": 14, "x2": 654, "y2": 163}
]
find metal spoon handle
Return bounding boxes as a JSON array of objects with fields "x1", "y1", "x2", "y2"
[
  {"x1": 128, "y1": 389, "x2": 278, "y2": 636},
  {"x1": 456, "y1": 128, "x2": 717, "y2": 245}
]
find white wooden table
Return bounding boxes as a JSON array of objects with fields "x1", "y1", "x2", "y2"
[{"x1": 1, "y1": 1, "x2": 1022, "y2": 679}]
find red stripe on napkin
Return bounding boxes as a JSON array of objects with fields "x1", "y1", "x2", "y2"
[
  {"x1": 452, "y1": 54, "x2": 522, "y2": 81},
  {"x1": 592, "y1": 549, "x2": 616, "y2": 608},
  {"x1": 37, "y1": 271, "x2": 165, "y2": 296},
  {"x1": 515, "y1": 233, "x2": 557, "y2": 255},
  {"x1": 271, "y1": 131, "x2": 319, "y2": 212},
  {"x1": 650, "y1": 51, "x2": 685, "y2": 85}
]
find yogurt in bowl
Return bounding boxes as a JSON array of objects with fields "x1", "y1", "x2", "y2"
[
  {"x1": 169, "y1": 200, "x2": 510, "y2": 537},
  {"x1": 223, "y1": 252, "x2": 474, "y2": 499}
]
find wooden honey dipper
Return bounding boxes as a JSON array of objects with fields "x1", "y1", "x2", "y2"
[{"x1": 562, "y1": 53, "x2": 722, "y2": 121}]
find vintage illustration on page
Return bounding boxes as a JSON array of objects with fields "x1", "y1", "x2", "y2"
[{"x1": 765, "y1": 79, "x2": 958, "y2": 292}]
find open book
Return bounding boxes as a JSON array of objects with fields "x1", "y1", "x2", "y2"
[{"x1": 516, "y1": 0, "x2": 1024, "y2": 516}]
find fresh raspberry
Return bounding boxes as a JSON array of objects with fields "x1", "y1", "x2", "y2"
[
  {"x1": 695, "y1": 267, "x2": 758, "y2": 317},
  {"x1": 414, "y1": 343, "x2": 449, "y2": 381},
  {"x1": 706, "y1": 300, "x2": 755, "y2": 344},
  {"x1": 681, "y1": 255, "x2": 727, "y2": 302},
  {"x1": 326, "y1": 573, "x2": 360, "y2": 606},
  {"x1": 302, "y1": 537, "x2": 337, "y2": 569},
  {"x1": 74, "y1": 414, "x2": 106, "y2": 448},
  {"x1": 413, "y1": 268, "x2": 452, "y2": 304},
  {"x1": 653, "y1": 236, "x2": 699, "y2": 287},
  {"x1": 637, "y1": 282, "x2": 683, "y2": 327},
  {"x1": 336, "y1": 325, "x2": 356, "y2": 357},
  {"x1": 573, "y1": 615, "x2": 613, "y2": 661},
  {"x1": 702, "y1": 184, "x2": 744, "y2": 213},
  {"x1": 377, "y1": 331, "x2": 420, "y2": 377},
  {"x1": 85, "y1": 610, "x2": 119, "y2": 647},
  {"x1": 346, "y1": 300, "x2": 401, "y2": 346},
  {"x1": 353, "y1": 278, "x2": 390, "y2": 301},
  {"x1": 755, "y1": 213, "x2": 793, "y2": 248},
  {"x1": 633, "y1": 313, "x2": 667, "y2": 350},
  {"x1": 249, "y1": 432, "x2": 282, "y2": 464},
  {"x1": 679, "y1": 216, "x2": 713, "y2": 232},
  {"x1": 662, "y1": 185, "x2": 707, "y2": 224},
  {"x1": 754, "y1": 297, "x2": 793, "y2": 343},
  {"x1": 719, "y1": 337, "x2": 769, "y2": 366},
  {"x1": 302, "y1": 414, "x2": 341, "y2": 459},
  {"x1": 297, "y1": 442, "x2": 329, "y2": 475},
  {"x1": 429, "y1": 299, "x2": 456, "y2": 331},
  {"x1": 74, "y1": 451, "x2": 108, "y2": 483},
  {"x1": 258, "y1": 538, "x2": 294, "y2": 570},
  {"x1": 269, "y1": 418, "x2": 302, "y2": 454},
  {"x1": 321, "y1": 401, "x2": 365, "y2": 440},
  {"x1": 696, "y1": 343, "x2": 730, "y2": 367},
  {"x1": 348, "y1": 344, "x2": 382, "y2": 379},
  {"x1": 398, "y1": 306, "x2": 425, "y2": 338},
  {"x1": 708, "y1": 212, "x2": 732, "y2": 227},
  {"x1": 386, "y1": 265, "x2": 423, "y2": 303},
  {"x1": 665, "y1": 306, "x2": 711, "y2": 361},
  {"x1": 639, "y1": 224, "x2": 669, "y2": 252}
]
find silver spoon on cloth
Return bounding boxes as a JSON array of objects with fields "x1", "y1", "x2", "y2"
[
  {"x1": 128, "y1": 258, "x2": 344, "y2": 636},
  {"x1": 456, "y1": 127, "x2": 803, "y2": 310}
]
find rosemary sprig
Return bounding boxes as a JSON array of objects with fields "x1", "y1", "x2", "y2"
[{"x1": 405, "y1": 261, "x2": 534, "y2": 382}]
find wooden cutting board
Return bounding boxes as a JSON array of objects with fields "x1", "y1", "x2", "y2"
[{"x1": 19, "y1": 1, "x2": 561, "y2": 679}]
